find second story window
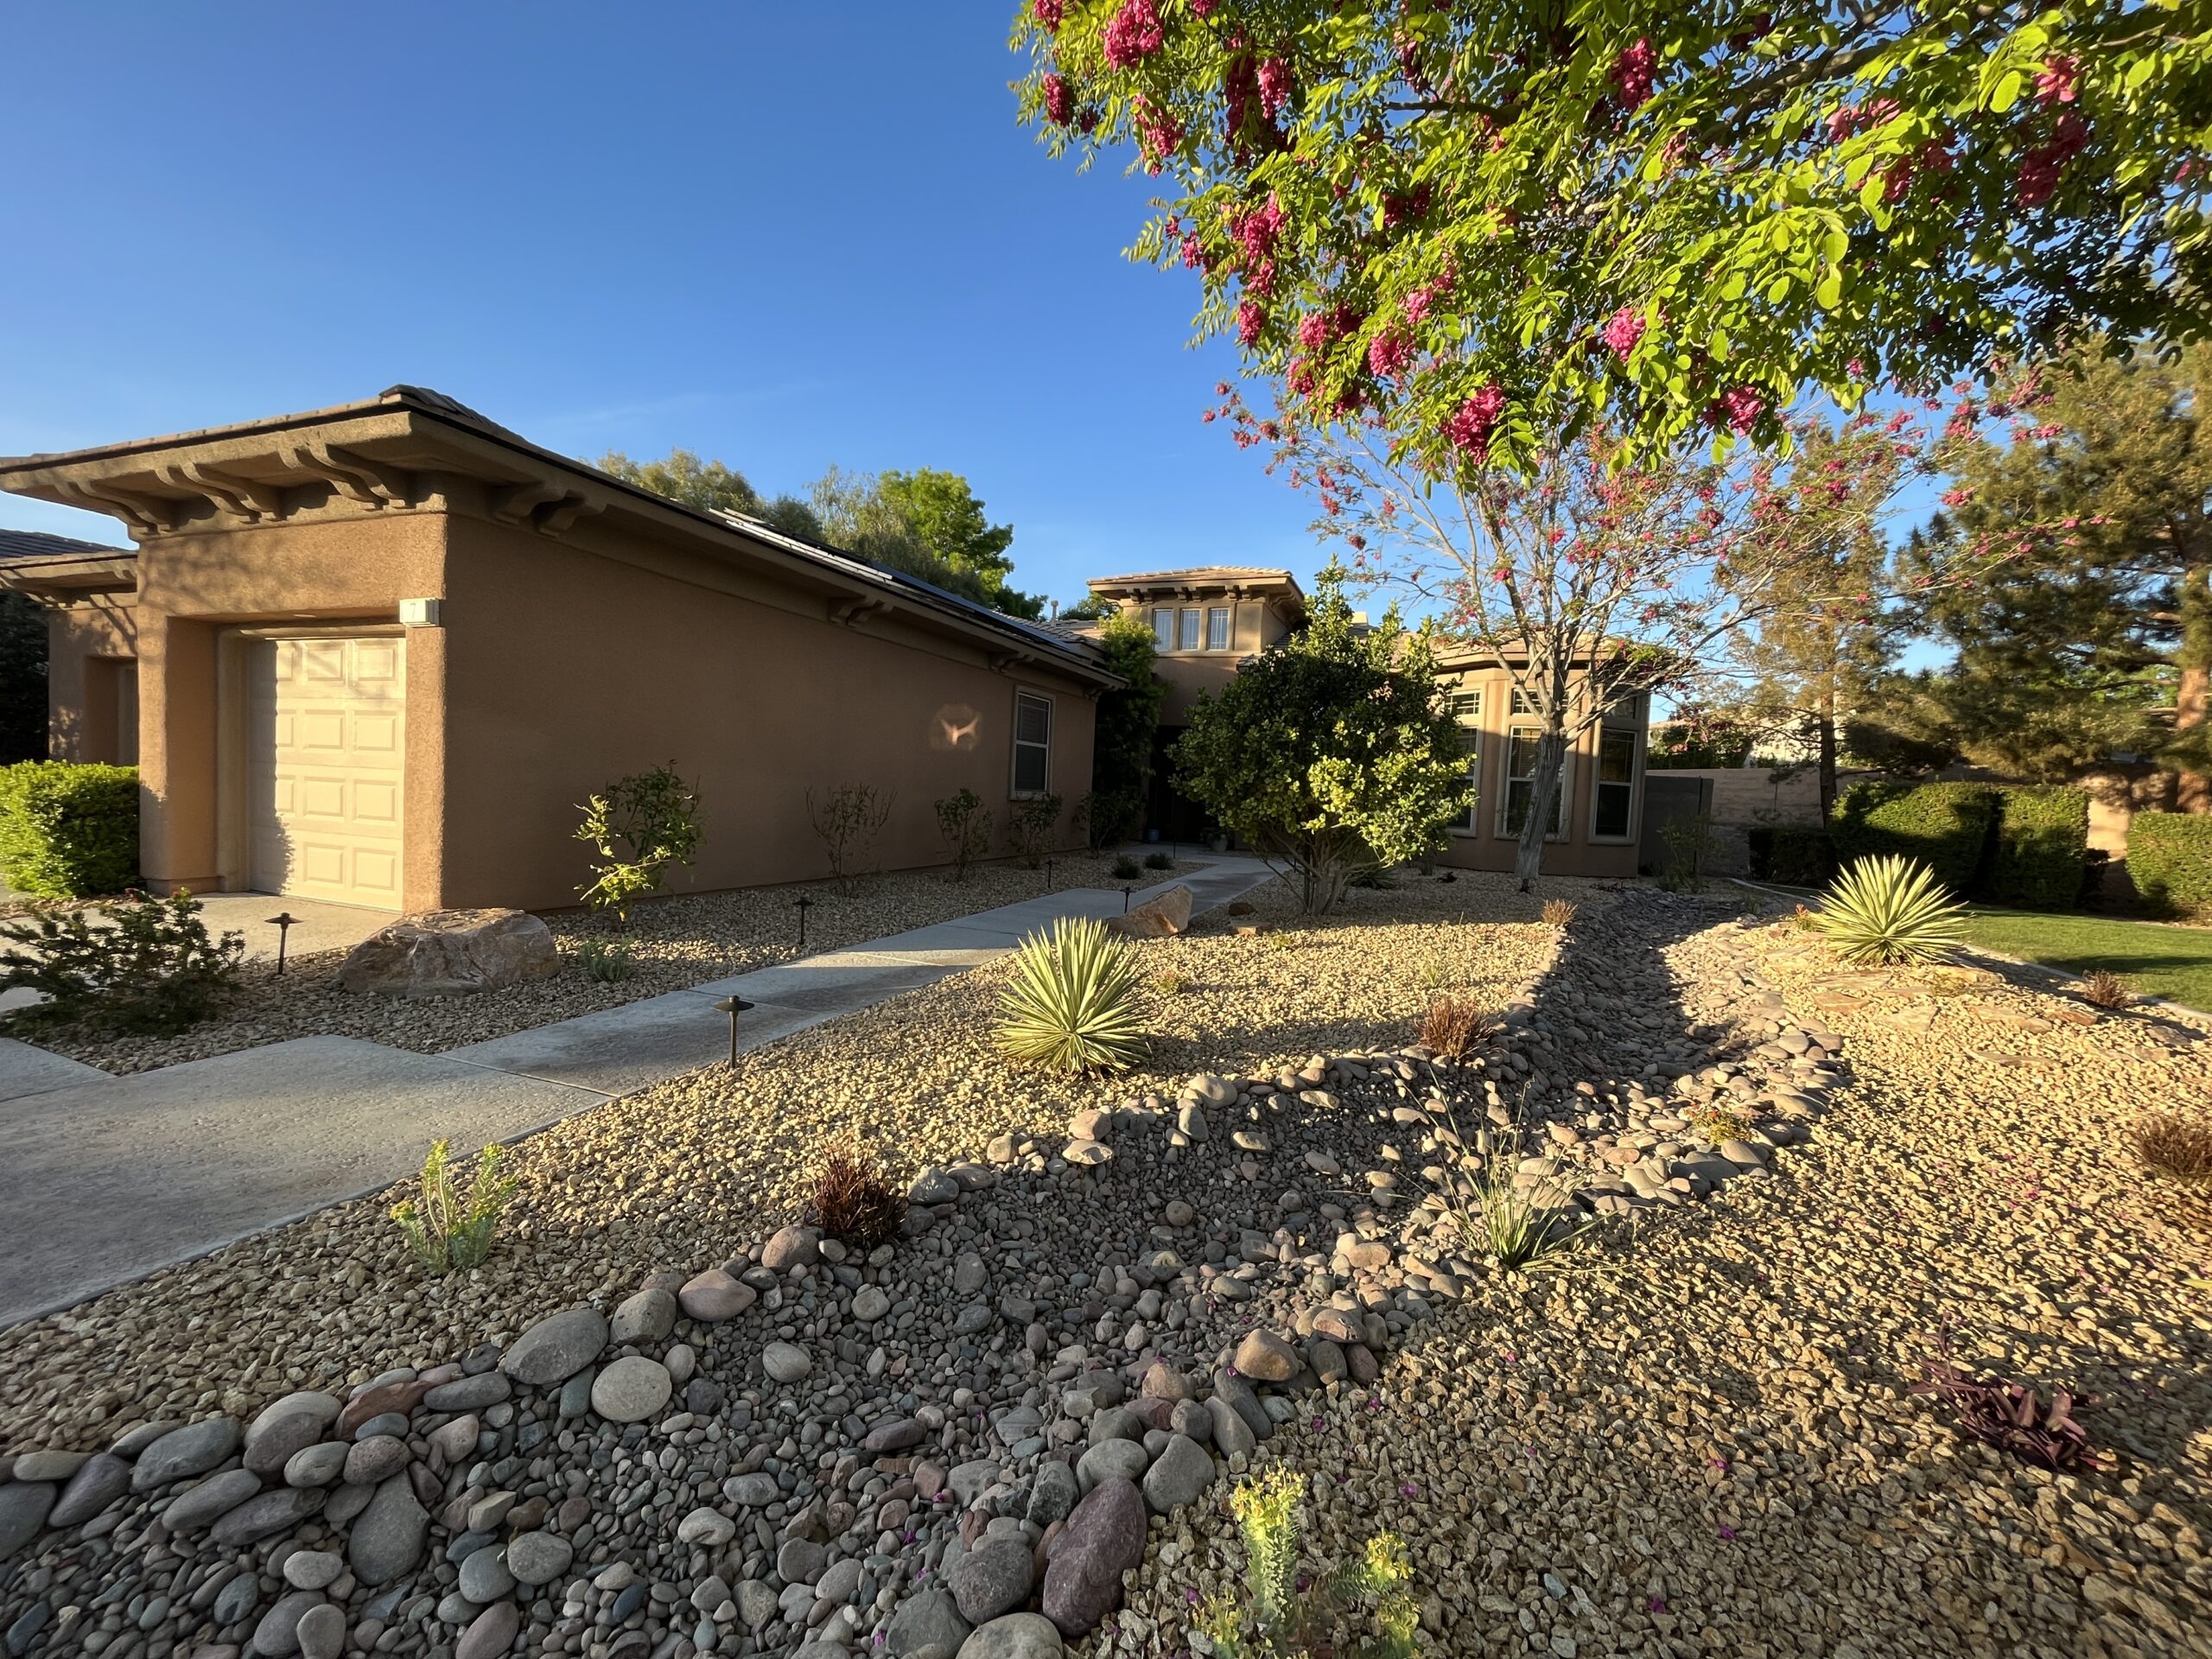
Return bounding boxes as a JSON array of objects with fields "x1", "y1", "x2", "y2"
[
  {"x1": 1206, "y1": 606, "x2": 1230, "y2": 651},
  {"x1": 1153, "y1": 607, "x2": 1174, "y2": 652},
  {"x1": 1179, "y1": 608, "x2": 1202, "y2": 651},
  {"x1": 1450, "y1": 690, "x2": 1484, "y2": 723}
]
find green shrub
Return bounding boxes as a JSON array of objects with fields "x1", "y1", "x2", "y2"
[
  {"x1": 390, "y1": 1141, "x2": 518, "y2": 1275},
  {"x1": 575, "y1": 763, "x2": 702, "y2": 921},
  {"x1": 934, "y1": 787, "x2": 991, "y2": 882},
  {"x1": 1195, "y1": 1467, "x2": 1420, "y2": 1659},
  {"x1": 576, "y1": 938, "x2": 636, "y2": 983},
  {"x1": 1142, "y1": 849, "x2": 1175, "y2": 871},
  {"x1": 0, "y1": 761, "x2": 139, "y2": 897},
  {"x1": 0, "y1": 889, "x2": 243, "y2": 1033},
  {"x1": 1829, "y1": 780, "x2": 1998, "y2": 895},
  {"x1": 2129, "y1": 812, "x2": 2212, "y2": 918},
  {"x1": 1111, "y1": 853, "x2": 1142, "y2": 880},
  {"x1": 804, "y1": 783, "x2": 893, "y2": 894},
  {"x1": 1746, "y1": 823, "x2": 1834, "y2": 887},
  {"x1": 1073, "y1": 786, "x2": 1143, "y2": 855},
  {"x1": 1986, "y1": 785, "x2": 2090, "y2": 911},
  {"x1": 1005, "y1": 791, "x2": 1064, "y2": 869},
  {"x1": 995, "y1": 915, "x2": 1147, "y2": 1074},
  {"x1": 1815, "y1": 855, "x2": 1966, "y2": 965}
]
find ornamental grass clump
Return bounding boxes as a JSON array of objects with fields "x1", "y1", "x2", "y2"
[
  {"x1": 995, "y1": 915, "x2": 1147, "y2": 1075},
  {"x1": 2081, "y1": 969, "x2": 2132, "y2": 1010},
  {"x1": 2133, "y1": 1113, "x2": 2212, "y2": 1185},
  {"x1": 1813, "y1": 855, "x2": 1965, "y2": 966},
  {"x1": 1541, "y1": 897, "x2": 1578, "y2": 929},
  {"x1": 1417, "y1": 992, "x2": 1496, "y2": 1062},
  {"x1": 391, "y1": 1141, "x2": 517, "y2": 1276},
  {"x1": 810, "y1": 1139, "x2": 906, "y2": 1250},
  {"x1": 1194, "y1": 1467, "x2": 1421, "y2": 1659}
]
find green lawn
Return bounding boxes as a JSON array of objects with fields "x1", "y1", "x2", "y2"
[{"x1": 1958, "y1": 906, "x2": 2212, "y2": 1014}]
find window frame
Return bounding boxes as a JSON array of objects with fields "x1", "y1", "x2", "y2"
[
  {"x1": 1178, "y1": 607, "x2": 1202, "y2": 652},
  {"x1": 1446, "y1": 748, "x2": 1481, "y2": 836},
  {"x1": 1010, "y1": 689, "x2": 1054, "y2": 800},
  {"x1": 1151, "y1": 607, "x2": 1175, "y2": 652},
  {"x1": 1496, "y1": 722, "x2": 1569, "y2": 842},
  {"x1": 1205, "y1": 605, "x2": 1231, "y2": 652},
  {"x1": 1448, "y1": 688, "x2": 1484, "y2": 725},
  {"x1": 1587, "y1": 723, "x2": 1641, "y2": 843}
]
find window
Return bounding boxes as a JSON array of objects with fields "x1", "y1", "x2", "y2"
[
  {"x1": 1153, "y1": 608, "x2": 1175, "y2": 652},
  {"x1": 1591, "y1": 727, "x2": 1637, "y2": 839},
  {"x1": 1604, "y1": 689, "x2": 1649, "y2": 724},
  {"x1": 1012, "y1": 691, "x2": 1052, "y2": 797},
  {"x1": 1446, "y1": 751, "x2": 1479, "y2": 834},
  {"x1": 1178, "y1": 608, "x2": 1202, "y2": 652},
  {"x1": 1499, "y1": 727, "x2": 1566, "y2": 838},
  {"x1": 1206, "y1": 606, "x2": 1231, "y2": 651},
  {"x1": 1449, "y1": 689, "x2": 1484, "y2": 724},
  {"x1": 1509, "y1": 687, "x2": 1537, "y2": 715}
]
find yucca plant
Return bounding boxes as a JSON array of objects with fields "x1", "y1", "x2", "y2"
[
  {"x1": 1813, "y1": 855, "x2": 1965, "y2": 966},
  {"x1": 1195, "y1": 1468, "x2": 1421, "y2": 1659},
  {"x1": 391, "y1": 1141, "x2": 518, "y2": 1275},
  {"x1": 995, "y1": 916, "x2": 1147, "y2": 1074}
]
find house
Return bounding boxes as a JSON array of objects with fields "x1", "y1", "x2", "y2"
[
  {"x1": 1079, "y1": 568, "x2": 1649, "y2": 879},
  {"x1": 0, "y1": 528, "x2": 138, "y2": 764},
  {"x1": 0, "y1": 387, "x2": 1112, "y2": 912}
]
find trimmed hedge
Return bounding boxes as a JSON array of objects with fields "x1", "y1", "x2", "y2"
[
  {"x1": 0, "y1": 761, "x2": 140, "y2": 898},
  {"x1": 2129, "y1": 812, "x2": 2212, "y2": 918},
  {"x1": 1747, "y1": 823, "x2": 1834, "y2": 887},
  {"x1": 1829, "y1": 780, "x2": 1999, "y2": 895},
  {"x1": 1985, "y1": 785, "x2": 2091, "y2": 911}
]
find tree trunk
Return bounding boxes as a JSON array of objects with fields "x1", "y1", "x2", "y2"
[
  {"x1": 2175, "y1": 563, "x2": 2211, "y2": 812},
  {"x1": 1816, "y1": 686, "x2": 1839, "y2": 822},
  {"x1": 1511, "y1": 727, "x2": 1567, "y2": 892}
]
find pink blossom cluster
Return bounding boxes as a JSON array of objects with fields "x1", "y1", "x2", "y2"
[
  {"x1": 1257, "y1": 56, "x2": 1292, "y2": 120},
  {"x1": 1043, "y1": 73, "x2": 1075, "y2": 126},
  {"x1": 2018, "y1": 111, "x2": 2088, "y2": 207},
  {"x1": 1402, "y1": 273, "x2": 1451, "y2": 323},
  {"x1": 1442, "y1": 385, "x2": 1506, "y2": 461},
  {"x1": 1191, "y1": 0, "x2": 1217, "y2": 14},
  {"x1": 2035, "y1": 54, "x2": 2080, "y2": 105},
  {"x1": 1707, "y1": 386, "x2": 1764, "y2": 435},
  {"x1": 1939, "y1": 486, "x2": 1974, "y2": 507},
  {"x1": 1825, "y1": 97, "x2": 1900, "y2": 143},
  {"x1": 1180, "y1": 231, "x2": 1206, "y2": 269},
  {"x1": 1237, "y1": 299, "x2": 1267, "y2": 346},
  {"x1": 1032, "y1": 0, "x2": 1063, "y2": 33},
  {"x1": 1232, "y1": 197, "x2": 1286, "y2": 266},
  {"x1": 1367, "y1": 330, "x2": 1414, "y2": 378},
  {"x1": 1602, "y1": 304, "x2": 1646, "y2": 361},
  {"x1": 1103, "y1": 0, "x2": 1166, "y2": 68},
  {"x1": 1131, "y1": 93, "x2": 1184, "y2": 171},
  {"x1": 1611, "y1": 38, "x2": 1657, "y2": 111}
]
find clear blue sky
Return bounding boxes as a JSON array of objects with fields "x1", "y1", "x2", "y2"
[{"x1": 0, "y1": 1, "x2": 1319, "y2": 610}]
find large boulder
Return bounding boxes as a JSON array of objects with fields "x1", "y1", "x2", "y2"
[
  {"x1": 1114, "y1": 885, "x2": 1192, "y2": 938},
  {"x1": 1040, "y1": 1478, "x2": 1146, "y2": 1638},
  {"x1": 339, "y1": 908, "x2": 559, "y2": 998}
]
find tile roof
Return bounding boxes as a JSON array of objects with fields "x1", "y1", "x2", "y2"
[
  {"x1": 1088, "y1": 565, "x2": 1298, "y2": 586},
  {"x1": 0, "y1": 527, "x2": 132, "y2": 562}
]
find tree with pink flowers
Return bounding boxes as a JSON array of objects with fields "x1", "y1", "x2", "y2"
[{"x1": 1012, "y1": 2, "x2": 2209, "y2": 464}]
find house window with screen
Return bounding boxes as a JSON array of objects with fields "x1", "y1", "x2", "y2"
[
  {"x1": 1447, "y1": 752, "x2": 1479, "y2": 833},
  {"x1": 1592, "y1": 726, "x2": 1637, "y2": 839},
  {"x1": 1179, "y1": 608, "x2": 1202, "y2": 651},
  {"x1": 1500, "y1": 726, "x2": 1565, "y2": 837},
  {"x1": 1450, "y1": 690, "x2": 1484, "y2": 724},
  {"x1": 1510, "y1": 687, "x2": 1537, "y2": 715},
  {"x1": 1206, "y1": 606, "x2": 1231, "y2": 651},
  {"x1": 1012, "y1": 692, "x2": 1052, "y2": 797},
  {"x1": 1152, "y1": 607, "x2": 1175, "y2": 652}
]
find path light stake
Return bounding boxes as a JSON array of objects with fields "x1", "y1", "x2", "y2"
[
  {"x1": 1122, "y1": 884, "x2": 1134, "y2": 913},
  {"x1": 793, "y1": 893, "x2": 815, "y2": 950},
  {"x1": 266, "y1": 912, "x2": 298, "y2": 976},
  {"x1": 713, "y1": 995, "x2": 755, "y2": 1069},
  {"x1": 1045, "y1": 857, "x2": 1056, "y2": 888}
]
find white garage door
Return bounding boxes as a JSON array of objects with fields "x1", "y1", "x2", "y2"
[{"x1": 249, "y1": 634, "x2": 405, "y2": 906}]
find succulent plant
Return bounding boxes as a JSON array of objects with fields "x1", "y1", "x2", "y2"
[
  {"x1": 994, "y1": 916, "x2": 1147, "y2": 1074},
  {"x1": 1912, "y1": 1360, "x2": 2111, "y2": 1472},
  {"x1": 1194, "y1": 1468, "x2": 1421, "y2": 1659},
  {"x1": 1813, "y1": 855, "x2": 1966, "y2": 965}
]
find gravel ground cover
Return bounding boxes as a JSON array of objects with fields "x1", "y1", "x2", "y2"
[
  {"x1": 3, "y1": 856, "x2": 1175, "y2": 1076},
  {"x1": 2, "y1": 876, "x2": 2203, "y2": 1659}
]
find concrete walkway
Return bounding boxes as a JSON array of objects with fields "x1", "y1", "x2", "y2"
[{"x1": 0, "y1": 857, "x2": 1274, "y2": 1327}]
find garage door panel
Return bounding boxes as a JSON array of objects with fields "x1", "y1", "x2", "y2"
[{"x1": 247, "y1": 635, "x2": 406, "y2": 907}]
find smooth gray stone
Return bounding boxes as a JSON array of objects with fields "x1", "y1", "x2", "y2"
[
  {"x1": 0, "y1": 1484, "x2": 55, "y2": 1562},
  {"x1": 212, "y1": 1487, "x2": 325, "y2": 1548},
  {"x1": 499, "y1": 1306, "x2": 608, "y2": 1387},
  {"x1": 884, "y1": 1589, "x2": 970, "y2": 1659},
  {"x1": 131, "y1": 1419, "x2": 240, "y2": 1491},
  {"x1": 347, "y1": 1477, "x2": 429, "y2": 1586},
  {"x1": 48, "y1": 1453, "x2": 130, "y2": 1528},
  {"x1": 162, "y1": 1469, "x2": 263, "y2": 1533}
]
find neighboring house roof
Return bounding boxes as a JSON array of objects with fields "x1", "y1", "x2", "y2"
[
  {"x1": 0, "y1": 386, "x2": 1116, "y2": 689},
  {"x1": 0, "y1": 527, "x2": 132, "y2": 562},
  {"x1": 1088, "y1": 565, "x2": 1303, "y2": 593}
]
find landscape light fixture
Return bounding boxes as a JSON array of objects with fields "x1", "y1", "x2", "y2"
[
  {"x1": 712, "y1": 995, "x2": 755, "y2": 1068},
  {"x1": 793, "y1": 893, "x2": 815, "y2": 949},
  {"x1": 266, "y1": 912, "x2": 299, "y2": 976},
  {"x1": 1122, "y1": 884, "x2": 1134, "y2": 913},
  {"x1": 1045, "y1": 857, "x2": 1056, "y2": 887}
]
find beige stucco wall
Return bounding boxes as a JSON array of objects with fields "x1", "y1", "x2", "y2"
[
  {"x1": 1111, "y1": 594, "x2": 1293, "y2": 723},
  {"x1": 47, "y1": 597, "x2": 140, "y2": 762},
  {"x1": 437, "y1": 514, "x2": 1098, "y2": 909}
]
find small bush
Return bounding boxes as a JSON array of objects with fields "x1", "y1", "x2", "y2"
[
  {"x1": 1073, "y1": 785, "x2": 1142, "y2": 855},
  {"x1": 1912, "y1": 1359, "x2": 2109, "y2": 1472},
  {"x1": 1986, "y1": 785, "x2": 2089, "y2": 911},
  {"x1": 1814, "y1": 855, "x2": 1966, "y2": 966},
  {"x1": 1443, "y1": 1138, "x2": 1592, "y2": 1271},
  {"x1": 1111, "y1": 854, "x2": 1142, "y2": 880},
  {"x1": 0, "y1": 761, "x2": 139, "y2": 898},
  {"x1": 810, "y1": 1140, "x2": 906, "y2": 1249},
  {"x1": 1747, "y1": 823, "x2": 1835, "y2": 887},
  {"x1": 1415, "y1": 960, "x2": 1450, "y2": 991},
  {"x1": 2133, "y1": 1113, "x2": 2212, "y2": 1184},
  {"x1": 1541, "y1": 898, "x2": 1578, "y2": 929},
  {"x1": 995, "y1": 916, "x2": 1147, "y2": 1074},
  {"x1": 1418, "y1": 992, "x2": 1496, "y2": 1061},
  {"x1": 1142, "y1": 849, "x2": 1175, "y2": 871},
  {"x1": 575, "y1": 763, "x2": 702, "y2": 921},
  {"x1": 576, "y1": 938, "x2": 637, "y2": 983},
  {"x1": 935, "y1": 788, "x2": 991, "y2": 883},
  {"x1": 1194, "y1": 1467, "x2": 1420, "y2": 1659},
  {"x1": 1152, "y1": 969, "x2": 1190, "y2": 995},
  {"x1": 1656, "y1": 812, "x2": 1718, "y2": 892},
  {"x1": 1830, "y1": 780, "x2": 1998, "y2": 896},
  {"x1": 1005, "y1": 792, "x2": 1064, "y2": 870},
  {"x1": 0, "y1": 889, "x2": 243, "y2": 1033},
  {"x1": 391, "y1": 1141, "x2": 517, "y2": 1275},
  {"x1": 2080, "y1": 968, "x2": 2131, "y2": 1009},
  {"x1": 2129, "y1": 812, "x2": 2212, "y2": 918},
  {"x1": 805, "y1": 783, "x2": 893, "y2": 894},
  {"x1": 1686, "y1": 1102, "x2": 1752, "y2": 1144}
]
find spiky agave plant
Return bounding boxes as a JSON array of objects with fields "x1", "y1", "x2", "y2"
[
  {"x1": 1195, "y1": 1468, "x2": 1421, "y2": 1658},
  {"x1": 994, "y1": 916, "x2": 1147, "y2": 1074},
  {"x1": 1813, "y1": 855, "x2": 1966, "y2": 966}
]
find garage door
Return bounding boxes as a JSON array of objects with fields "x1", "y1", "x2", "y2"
[{"x1": 248, "y1": 634, "x2": 405, "y2": 906}]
